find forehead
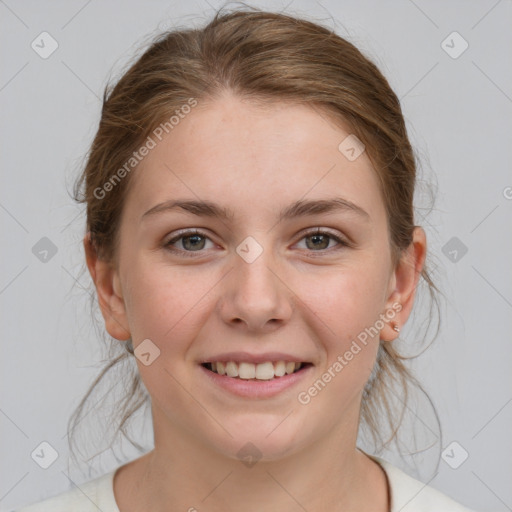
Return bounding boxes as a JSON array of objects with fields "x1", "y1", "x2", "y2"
[{"x1": 123, "y1": 92, "x2": 384, "y2": 224}]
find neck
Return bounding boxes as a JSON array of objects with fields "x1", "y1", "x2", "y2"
[{"x1": 114, "y1": 414, "x2": 389, "y2": 512}]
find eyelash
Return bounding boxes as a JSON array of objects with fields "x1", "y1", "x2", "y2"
[{"x1": 163, "y1": 228, "x2": 349, "y2": 258}]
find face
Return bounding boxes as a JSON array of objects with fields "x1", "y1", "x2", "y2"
[{"x1": 90, "y1": 91, "x2": 422, "y2": 463}]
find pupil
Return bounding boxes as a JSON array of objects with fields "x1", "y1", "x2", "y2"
[
  {"x1": 184, "y1": 235, "x2": 204, "y2": 250},
  {"x1": 307, "y1": 234, "x2": 328, "y2": 250}
]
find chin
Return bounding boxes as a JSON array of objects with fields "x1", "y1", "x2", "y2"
[{"x1": 207, "y1": 415, "x2": 307, "y2": 464}]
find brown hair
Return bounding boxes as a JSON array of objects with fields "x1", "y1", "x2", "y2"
[{"x1": 69, "y1": 3, "x2": 441, "y2": 469}]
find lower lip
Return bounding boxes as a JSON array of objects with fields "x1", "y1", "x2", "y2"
[{"x1": 199, "y1": 364, "x2": 314, "y2": 399}]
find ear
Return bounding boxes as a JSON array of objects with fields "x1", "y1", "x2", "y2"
[
  {"x1": 380, "y1": 226, "x2": 427, "y2": 342},
  {"x1": 83, "y1": 232, "x2": 131, "y2": 341}
]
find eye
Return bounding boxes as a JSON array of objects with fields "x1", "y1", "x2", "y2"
[
  {"x1": 164, "y1": 229, "x2": 215, "y2": 256},
  {"x1": 163, "y1": 228, "x2": 349, "y2": 258},
  {"x1": 295, "y1": 228, "x2": 348, "y2": 252}
]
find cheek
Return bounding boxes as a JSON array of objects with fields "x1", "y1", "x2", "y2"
[
  {"x1": 302, "y1": 260, "x2": 389, "y2": 338},
  {"x1": 295, "y1": 272, "x2": 383, "y2": 419},
  {"x1": 296, "y1": 258, "x2": 388, "y2": 386},
  {"x1": 123, "y1": 259, "x2": 212, "y2": 347}
]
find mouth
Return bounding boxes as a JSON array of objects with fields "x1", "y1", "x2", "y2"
[{"x1": 200, "y1": 361, "x2": 313, "y2": 381}]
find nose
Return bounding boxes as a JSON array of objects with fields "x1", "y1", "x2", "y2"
[{"x1": 218, "y1": 248, "x2": 294, "y2": 333}]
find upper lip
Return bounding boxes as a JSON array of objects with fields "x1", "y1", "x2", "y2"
[{"x1": 200, "y1": 352, "x2": 312, "y2": 364}]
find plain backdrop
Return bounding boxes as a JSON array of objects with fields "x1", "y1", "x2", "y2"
[{"x1": 1, "y1": 1, "x2": 511, "y2": 511}]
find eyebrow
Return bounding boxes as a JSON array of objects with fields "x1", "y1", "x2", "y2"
[{"x1": 141, "y1": 197, "x2": 370, "y2": 223}]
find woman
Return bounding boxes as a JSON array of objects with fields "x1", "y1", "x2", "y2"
[{"x1": 15, "y1": 5, "x2": 476, "y2": 511}]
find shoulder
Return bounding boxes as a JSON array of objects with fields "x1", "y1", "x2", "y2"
[
  {"x1": 12, "y1": 458, "x2": 478, "y2": 512},
  {"x1": 368, "y1": 454, "x2": 477, "y2": 512},
  {"x1": 12, "y1": 470, "x2": 119, "y2": 512}
]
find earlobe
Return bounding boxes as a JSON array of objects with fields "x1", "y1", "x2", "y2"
[
  {"x1": 380, "y1": 314, "x2": 402, "y2": 342},
  {"x1": 83, "y1": 233, "x2": 131, "y2": 341}
]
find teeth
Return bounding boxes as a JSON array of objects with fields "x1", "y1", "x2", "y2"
[
  {"x1": 226, "y1": 361, "x2": 238, "y2": 377},
  {"x1": 216, "y1": 361, "x2": 226, "y2": 376},
  {"x1": 206, "y1": 361, "x2": 305, "y2": 380},
  {"x1": 274, "y1": 361, "x2": 286, "y2": 377},
  {"x1": 239, "y1": 362, "x2": 256, "y2": 379},
  {"x1": 255, "y1": 361, "x2": 274, "y2": 380}
]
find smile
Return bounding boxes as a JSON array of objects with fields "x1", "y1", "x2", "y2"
[{"x1": 199, "y1": 359, "x2": 314, "y2": 399}]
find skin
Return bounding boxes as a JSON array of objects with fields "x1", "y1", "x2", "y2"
[{"x1": 85, "y1": 90, "x2": 426, "y2": 512}]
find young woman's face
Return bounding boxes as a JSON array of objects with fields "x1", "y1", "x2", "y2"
[{"x1": 103, "y1": 92, "x2": 412, "y2": 461}]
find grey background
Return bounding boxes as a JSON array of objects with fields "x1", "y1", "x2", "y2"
[{"x1": 1, "y1": 1, "x2": 511, "y2": 511}]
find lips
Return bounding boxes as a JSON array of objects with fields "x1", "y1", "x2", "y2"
[
  {"x1": 199, "y1": 358, "x2": 314, "y2": 398},
  {"x1": 200, "y1": 351, "x2": 309, "y2": 365}
]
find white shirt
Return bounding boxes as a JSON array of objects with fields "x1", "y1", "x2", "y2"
[{"x1": 13, "y1": 454, "x2": 476, "y2": 512}]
